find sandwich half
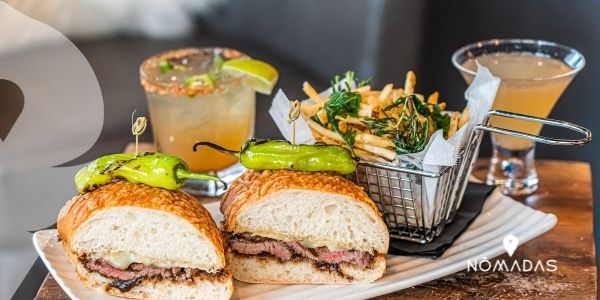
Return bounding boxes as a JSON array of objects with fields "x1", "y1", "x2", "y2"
[
  {"x1": 57, "y1": 180, "x2": 233, "y2": 300},
  {"x1": 221, "y1": 170, "x2": 389, "y2": 284}
]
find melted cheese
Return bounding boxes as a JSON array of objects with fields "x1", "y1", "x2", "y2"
[
  {"x1": 88, "y1": 251, "x2": 158, "y2": 270},
  {"x1": 102, "y1": 251, "x2": 136, "y2": 269}
]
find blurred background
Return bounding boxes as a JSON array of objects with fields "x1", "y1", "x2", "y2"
[{"x1": 1, "y1": 0, "x2": 598, "y2": 298}]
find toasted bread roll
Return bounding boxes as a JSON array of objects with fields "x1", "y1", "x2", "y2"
[
  {"x1": 221, "y1": 170, "x2": 389, "y2": 284},
  {"x1": 58, "y1": 180, "x2": 233, "y2": 300}
]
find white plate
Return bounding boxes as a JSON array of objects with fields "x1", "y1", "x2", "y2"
[{"x1": 34, "y1": 191, "x2": 556, "y2": 300}]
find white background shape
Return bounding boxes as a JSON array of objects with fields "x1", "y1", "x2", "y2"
[{"x1": 0, "y1": 2, "x2": 103, "y2": 298}]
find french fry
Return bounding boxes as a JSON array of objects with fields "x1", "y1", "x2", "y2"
[
  {"x1": 335, "y1": 116, "x2": 366, "y2": 126},
  {"x1": 358, "y1": 91, "x2": 381, "y2": 105},
  {"x1": 363, "y1": 91, "x2": 381, "y2": 97},
  {"x1": 315, "y1": 132, "x2": 394, "y2": 162},
  {"x1": 355, "y1": 143, "x2": 397, "y2": 161},
  {"x1": 458, "y1": 107, "x2": 470, "y2": 128},
  {"x1": 360, "y1": 94, "x2": 373, "y2": 105},
  {"x1": 354, "y1": 149, "x2": 389, "y2": 163},
  {"x1": 316, "y1": 134, "x2": 391, "y2": 164},
  {"x1": 358, "y1": 103, "x2": 374, "y2": 118},
  {"x1": 378, "y1": 83, "x2": 393, "y2": 104},
  {"x1": 358, "y1": 109, "x2": 372, "y2": 118},
  {"x1": 338, "y1": 120, "x2": 348, "y2": 133},
  {"x1": 391, "y1": 88, "x2": 404, "y2": 100},
  {"x1": 383, "y1": 102, "x2": 403, "y2": 119},
  {"x1": 356, "y1": 133, "x2": 395, "y2": 148},
  {"x1": 447, "y1": 112, "x2": 459, "y2": 138},
  {"x1": 316, "y1": 109, "x2": 328, "y2": 125},
  {"x1": 427, "y1": 92, "x2": 439, "y2": 104},
  {"x1": 315, "y1": 133, "x2": 341, "y2": 146},
  {"x1": 301, "y1": 103, "x2": 324, "y2": 117},
  {"x1": 302, "y1": 81, "x2": 323, "y2": 103},
  {"x1": 404, "y1": 71, "x2": 416, "y2": 95},
  {"x1": 354, "y1": 85, "x2": 371, "y2": 93},
  {"x1": 309, "y1": 118, "x2": 396, "y2": 160},
  {"x1": 307, "y1": 119, "x2": 345, "y2": 143}
]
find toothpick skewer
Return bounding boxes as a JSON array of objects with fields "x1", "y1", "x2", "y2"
[
  {"x1": 131, "y1": 110, "x2": 148, "y2": 155},
  {"x1": 288, "y1": 100, "x2": 301, "y2": 145}
]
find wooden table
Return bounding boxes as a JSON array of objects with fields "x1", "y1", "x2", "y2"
[{"x1": 34, "y1": 159, "x2": 596, "y2": 300}]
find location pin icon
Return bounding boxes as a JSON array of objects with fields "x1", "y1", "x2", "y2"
[{"x1": 503, "y1": 234, "x2": 519, "y2": 257}]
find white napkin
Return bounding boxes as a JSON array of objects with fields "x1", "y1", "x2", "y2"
[
  {"x1": 407, "y1": 65, "x2": 499, "y2": 225},
  {"x1": 461, "y1": 62, "x2": 501, "y2": 147},
  {"x1": 268, "y1": 89, "x2": 316, "y2": 144}
]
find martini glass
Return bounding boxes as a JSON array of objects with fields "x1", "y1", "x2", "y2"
[{"x1": 452, "y1": 39, "x2": 585, "y2": 196}]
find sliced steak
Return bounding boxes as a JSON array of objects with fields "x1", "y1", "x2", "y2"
[
  {"x1": 85, "y1": 259, "x2": 141, "y2": 281},
  {"x1": 286, "y1": 241, "x2": 318, "y2": 260},
  {"x1": 229, "y1": 239, "x2": 293, "y2": 260},
  {"x1": 228, "y1": 233, "x2": 373, "y2": 269},
  {"x1": 313, "y1": 248, "x2": 371, "y2": 269},
  {"x1": 81, "y1": 258, "x2": 227, "y2": 292},
  {"x1": 236, "y1": 232, "x2": 271, "y2": 242}
]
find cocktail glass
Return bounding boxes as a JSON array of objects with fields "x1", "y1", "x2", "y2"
[
  {"x1": 140, "y1": 48, "x2": 255, "y2": 196},
  {"x1": 452, "y1": 39, "x2": 585, "y2": 196}
]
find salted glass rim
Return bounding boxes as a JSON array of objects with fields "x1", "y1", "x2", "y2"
[
  {"x1": 140, "y1": 47, "x2": 248, "y2": 95},
  {"x1": 451, "y1": 38, "x2": 586, "y2": 81}
]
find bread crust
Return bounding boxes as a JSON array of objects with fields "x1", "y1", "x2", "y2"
[
  {"x1": 221, "y1": 170, "x2": 381, "y2": 232},
  {"x1": 57, "y1": 180, "x2": 225, "y2": 268}
]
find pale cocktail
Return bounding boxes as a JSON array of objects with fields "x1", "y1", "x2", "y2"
[
  {"x1": 452, "y1": 39, "x2": 585, "y2": 195},
  {"x1": 461, "y1": 52, "x2": 573, "y2": 150}
]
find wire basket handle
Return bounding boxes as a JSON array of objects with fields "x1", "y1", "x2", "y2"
[{"x1": 474, "y1": 110, "x2": 592, "y2": 145}]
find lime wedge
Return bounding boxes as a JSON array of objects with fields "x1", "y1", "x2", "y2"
[{"x1": 222, "y1": 59, "x2": 279, "y2": 95}]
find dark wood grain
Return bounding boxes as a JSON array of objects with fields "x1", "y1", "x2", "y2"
[
  {"x1": 34, "y1": 274, "x2": 69, "y2": 300},
  {"x1": 35, "y1": 159, "x2": 596, "y2": 300}
]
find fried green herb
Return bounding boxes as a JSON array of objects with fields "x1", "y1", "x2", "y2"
[
  {"x1": 383, "y1": 95, "x2": 450, "y2": 135},
  {"x1": 431, "y1": 104, "x2": 451, "y2": 135},
  {"x1": 394, "y1": 96, "x2": 430, "y2": 153},
  {"x1": 361, "y1": 117, "x2": 397, "y2": 136},
  {"x1": 324, "y1": 72, "x2": 363, "y2": 147},
  {"x1": 363, "y1": 95, "x2": 449, "y2": 154},
  {"x1": 318, "y1": 71, "x2": 451, "y2": 155},
  {"x1": 330, "y1": 71, "x2": 369, "y2": 92}
]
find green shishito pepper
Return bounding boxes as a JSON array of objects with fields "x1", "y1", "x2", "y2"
[
  {"x1": 193, "y1": 139, "x2": 357, "y2": 174},
  {"x1": 74, "y1": 152, "x2": 226, "y2": 193}
]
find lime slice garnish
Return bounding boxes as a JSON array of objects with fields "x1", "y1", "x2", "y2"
[{"x1": 222, "y1": 59, "x2": 279, "y2": 95}]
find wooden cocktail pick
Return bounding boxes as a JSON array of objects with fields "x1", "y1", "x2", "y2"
[
  {"x1": 287, "y1": 100, "x2": 301, "y2": 145},
  {"x1": 131, "y1": 110, "x2": 148, "y2": 155}
]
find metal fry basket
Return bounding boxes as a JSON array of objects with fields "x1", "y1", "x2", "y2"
[{"x1": 346, "y1": 110, "x2": 592, "y2": 244}]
